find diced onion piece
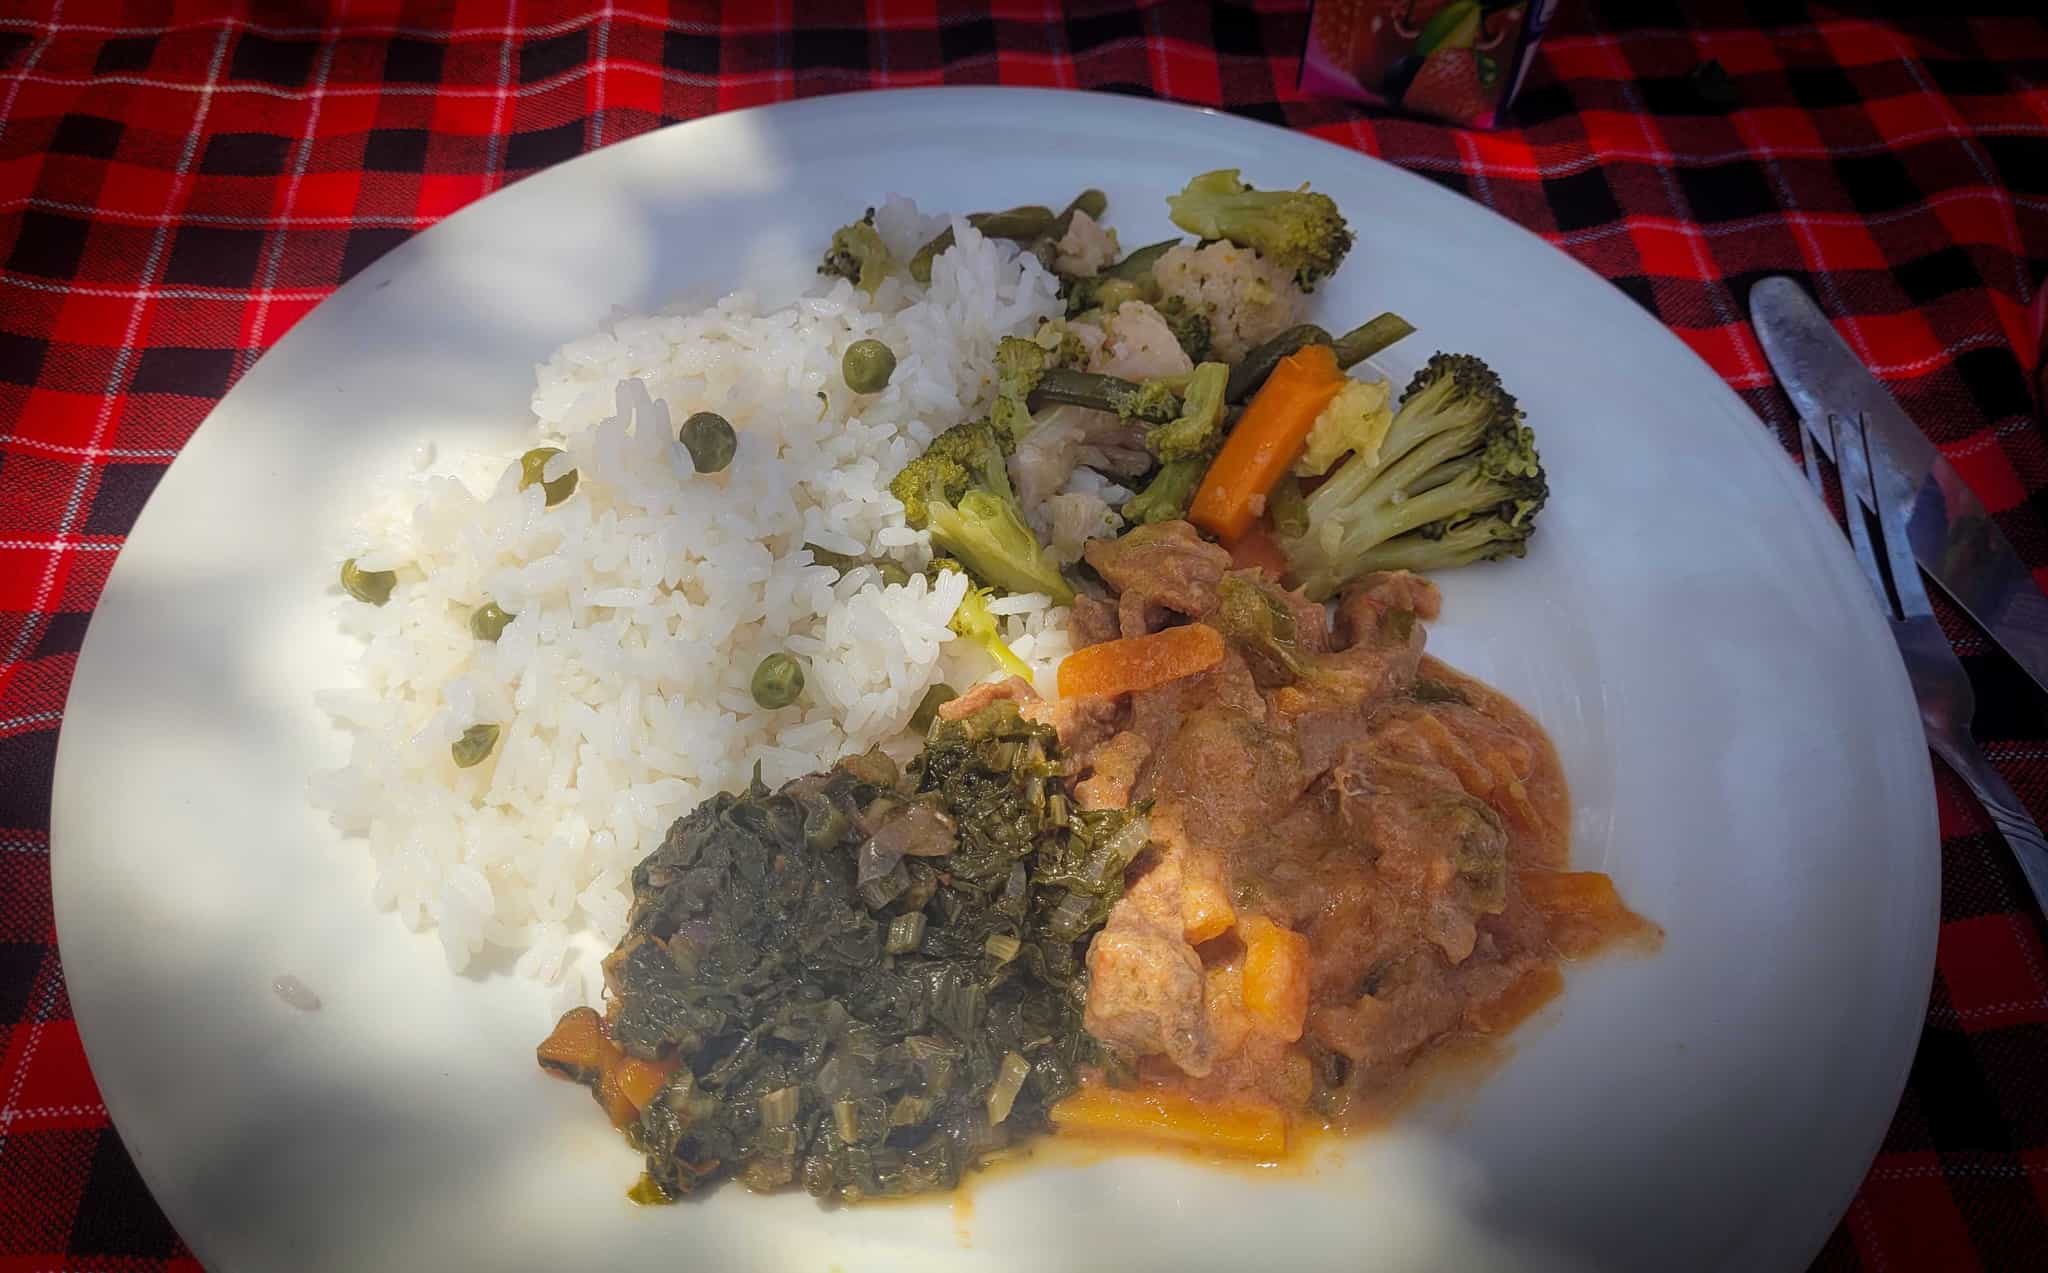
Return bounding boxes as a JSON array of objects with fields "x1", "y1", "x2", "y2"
[{"x1": 885, "y1": 911, "x2": 928, "y2": 954}]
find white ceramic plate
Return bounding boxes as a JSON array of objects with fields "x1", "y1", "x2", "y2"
[{"x1": 52, "y1": 88, "x2": 1935, "y2": 1273}]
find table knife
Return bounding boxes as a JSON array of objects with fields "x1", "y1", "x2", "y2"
[{"x1": 1751, "y1": 276, "x2": 2048, "y2": 697}]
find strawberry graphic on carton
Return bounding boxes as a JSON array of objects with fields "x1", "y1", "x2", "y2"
[{"x1": 1303, "y1": 0, "x2": 1559, "y2": 128}]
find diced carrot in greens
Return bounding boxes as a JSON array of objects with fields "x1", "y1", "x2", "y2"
[
  {"x1": 1057, "y1": 623, "x2": 1224, "y2": 699},
  {"x1": 1051, "y1": 1083, "x2": 1287, "y2": 1158},
  {"x1": 1226, "y1": 516, "x2": 1291, "y2": 579},
  {"x1": 596, "y1": 1060, "x2": 638, "y2": 1128},
  {"x1": 536, "y1": 1006, "x2": 614, "y2": 1085},
  {"x1": 1239, "y1": 916, "x2": 1310, "y2": 1042},
  {"x1": 1189, "y1": 344, "x2": 1346, "y2": 542},
  {"x1": 613, "y1": 1055, "x2": 677, "y2": 1118}
]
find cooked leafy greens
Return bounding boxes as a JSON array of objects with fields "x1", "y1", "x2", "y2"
[{"x1": 545, "y1": 702, "x2": 1144, "y2": 1204}]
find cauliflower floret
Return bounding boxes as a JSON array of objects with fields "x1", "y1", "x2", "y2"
[
  {"x1": 1053, "y1": 210, "x2": 1121, "y2": 278},
  {"x1": 1089, "y1": 300, "x2": 1194, "y2": 382},
  {"x1": 1295, "y1": 376, "x2": 1393, "y2": 477},
  {"x1": 1153, "y1": 241, "x2": 1307, "y2": 362},
  {"x1": 1042, "y1": 490, "x2": 1124, "y2": 566}
]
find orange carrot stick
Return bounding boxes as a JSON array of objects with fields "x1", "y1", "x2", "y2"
[
  {"x1": 1051, "y1": 1083, "x2": 1288, "y2": 1158},
  {"x1": 1057, "y1": 623, "x2": 1224, "y2": 699},
  {"x1": 1189, "y1": 344, "x2": 1345, "y2": 542}
]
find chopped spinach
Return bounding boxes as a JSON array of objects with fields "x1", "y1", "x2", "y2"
[{"x1": 555, "y1": 701, "x2": 1142, "y2": 1204}]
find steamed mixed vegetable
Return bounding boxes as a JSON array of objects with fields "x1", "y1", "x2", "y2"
[{"x1": 858, "y1": 169, "x2": 1548, "y2": 607}]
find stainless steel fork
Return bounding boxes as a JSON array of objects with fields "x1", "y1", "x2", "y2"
[{"x1": 1799, "y1": 412, "x2": 2048, "y2": 917}]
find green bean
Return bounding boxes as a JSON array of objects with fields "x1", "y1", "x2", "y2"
[
  {"x1": 1099, "y1": 237, "x2": 1179, "y2": 281},
  {"x1": 1087, "y1": 277, "x2": 1145, "y2": 313},
  {"x1": 1028, "y1": 368, "x2": 1180, "y2": 423},
  {"x1": 1330, "y1": 311, "x2": 1417, "y2": 370},
  {"x1": 751, "y1": 653, "x2": 804, "y2": 709},
  {"x1": 1268, "y1": 474, "x2": 1310, "y2": 539},
  {"x1": 909, "y1": 198, "x2": 1089, "y2": 283},
  {"x1": 518, "y1": 446, "x2": 578, "y2": 505},
  {"x1": 451, "y1": 723, "x2": 500, "y2": 768},
  {"x1": 340, "y1": 558, "x2": 397, "y2": 606},
  {"x1": 969, "y1": 204, "x2": 1056, "y2": 240},
  {"x1": 1036, "y1": 189, "x2": 1110, "y2": 254},
  {"x1": 469, "y1": 602, "x2": 514, "y2": 641},
  {"x1": 910, "y1": 683, "x2": 957, "y2": 733},
  {"x1": 841, "y1": 339, "x2": 897, "y2": 394},
  {"x1": 1225, "y1": 324, "x2": 1332, "y2": 403},
  {"x1": 679, "y1": 411, "x2": 737, "y2": 473}
]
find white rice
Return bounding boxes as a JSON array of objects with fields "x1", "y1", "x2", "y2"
[{"x1": 310, "y1": 203, "x2": 1075, "y2": 1010}]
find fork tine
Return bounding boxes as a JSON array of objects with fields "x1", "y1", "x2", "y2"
[
  {"x1": 1795, "y1": 414, "x2": 1829, "y2": 503},
  {"x1": 1827, "y1": 413, "x2": 1895, "y2": 618},
  {"x1": 1844, "y1": 412, "x2": 1935, "y2": 620}
]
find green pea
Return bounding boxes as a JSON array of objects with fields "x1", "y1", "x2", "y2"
[
  {"x1": 842, "y1": 339, "x2": 897, "y2": 394},
  {"x1": 910, "y1": 683, "x2": 956, "y2": 733},
  {"x1": 340, "y1": 558, "x2": 397, "y2": 606},
  {"x1": 469, "y1": 602, "x2": 514, "y2": 642},
  {"x1": 679, "y1": 411, "x2": 737, "y2": 474},
  {"x1": 518, "y1": 446, "x2": 578, "y2": 506},
  {"x1": 451, "y1": 723, "x2": 499, "y2": 768},
  {"x1": 750, "y1": 653, "x2": 804, "y2": 709}
]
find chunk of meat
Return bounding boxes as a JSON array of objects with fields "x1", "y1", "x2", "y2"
[
  {"x1": 1336, "y1": 571, "x2": 1442, "y2": 645},
  {"x1": 937, "y1": 675, "x2": 1036, "y2": 721},
  {"x1": 1085, "y1": 520, "x2": 1233, "y2": 639},
  {"x1": 1085, "y1": 838, "x2": 1214, "y2": 1075},
  {"x1": 1053, "y1": 209, "x2": 1119, "y2": 277},
  {"x1": 1090, "y1": 300, "x2": 1195, "y2": 382},
  {"x1": 1141, "y1": 703, "x2": 1301, "y2": 855},
  {"x1": 1021, "y1": 692, "x2": 1125, "y2": 756},
  {"x1": 1068, "y1": 593, "x2": 1120, "y2": 649},
  {"x1": 1129, "y1": 648, "x2": 1265, "y2": 759},
  {"x1": 1009, "y1": 412, "x2": 1085, "y2": 515},
  {"x1": 1074, "y1": 729, "x2": 1152, "y2": 811}
]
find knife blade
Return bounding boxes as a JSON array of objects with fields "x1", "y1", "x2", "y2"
[{"x1": 1750, "y1": 275, "x2": 2048, "y2": 698}]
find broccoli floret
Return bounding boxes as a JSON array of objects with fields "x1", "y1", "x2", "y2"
[
  {"x1": 946, "y1": 581, "x2": 1035, "y2": 681},
  {"x1": 900, "y1": 426, "x2": 1074, "y2": 604},
  {"x1": 1280, "y1": 353, "x2": 1546, "y2": 599},
  {"x1": 991, "y1": 336, "x2": 1046, "y2": 441},
  {"x1": 1030, "y1": 319, "x2": 1090, "y2": 369},
  {"x1": 1121, "y1": 456, "x2": 1210, "y2": 526},
  {"x1": 819, "y1": 209, "x2": 892, "y2": 296},
  {"x1": 888, "y1": 420, "x2": 1014, "y2": 528},
  {"x1": 1155, "y1": 294, "x2": 1213, "y2": 363},
  {"x1": 1295, "y1": 377, "x2": 1393, "y2": 478},
  {"x1": 1345, "y1": 511, "x2": 1536, "y2": 574},
  {"x1": 1144, "y1": 361, "x2": 1229, "y2": 463},
  {"x1": 1166, "y1": 169, "x2": 1354, "y2": 291},
  {"x1": 1063, "y1": 238, "x2": 1178, "y2": 317}
]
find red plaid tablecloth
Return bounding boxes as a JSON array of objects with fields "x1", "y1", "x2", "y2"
[{"x1": 2, "y1": 2, "x2": 2044, "y2": 1269}]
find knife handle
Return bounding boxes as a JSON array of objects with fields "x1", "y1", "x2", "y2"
[{"x1": 1931, "y1": 735, "x2": 2048, "y2": 919}]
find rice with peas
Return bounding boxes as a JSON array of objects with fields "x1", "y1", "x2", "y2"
[{"x1": 310, "y1": 203, "x2": 1075, "y2": 1010}]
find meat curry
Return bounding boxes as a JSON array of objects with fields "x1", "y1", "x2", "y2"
[{"x1": 991, "y1": 520, "x2": 1652, "y2": 1137}]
